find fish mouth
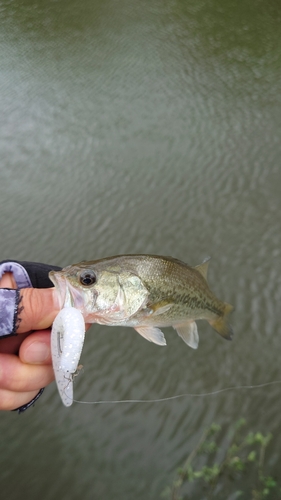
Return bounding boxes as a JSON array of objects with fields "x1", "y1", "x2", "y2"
[
  {"x1": 49, "y1": 270, "x2": 95, "y2": 312},
  {"x1": 49, "y1": 271, "x2": 68, "y2": 309}
]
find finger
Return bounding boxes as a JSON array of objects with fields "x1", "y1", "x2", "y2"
[
  {"x1": 16, "y1": 288, "x2": 60, "y2": 333},
  {"x1": 0, "y1": 332, "x2": 30, "y2": 355},
  {"x1": 0, "y1": 272, "x2": 16, "y2": 289},
  {"x1": 0, "y1": 353, "x2": 54, "y2": 392},
  {"x1": 19, "y1": 330, "x2": 52, "y2": 365},
  {"x1": 0, "y1": 388, "x2": 42, "y2": 412},
  {"x1": 0, "y1": 273, "x2": 60, "y2": 334}
]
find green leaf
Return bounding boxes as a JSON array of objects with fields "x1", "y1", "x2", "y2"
[
  {"x1": 254, "y1": 432, "x2": 265, "y2": 444},
  {"x1": 229, "y1": 444, "x2": 239, "y2": 455},
  {"x1": 208, "y1": 423, "x2": 221, "y2": 435},
  {"x1": 201, "y1": 441, "x2": 218, "y2": 454},
  {"x1": 230, "y1": 457, "x2": 245, "y2": 471},
  {"x1": 201, "y1": 464, "x2": 220, "y2": 482},
  {"x1": 177, "y1": 467, "x2": 184, "y2": 475},
  {"x1": 263, "y1": 433, "x2": 273, "y2": 447},
  {"x1": 193, "y1": 470, "x2": 204, "y2": 479},
  {"x1": 262, "y1": 476, "x2": 277, "y2": 488},
  {"x1": 246, "y1": 432, "x2": 255, "y2": 445},
  {"x1": 235, "y1": 418, "x2": 247, "y2": 430},
  {"x1": 247, "y1": 451, "x2": 256, "y2": 462}
]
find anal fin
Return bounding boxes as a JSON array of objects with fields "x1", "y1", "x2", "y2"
[
  {"x1": 174, "y1": 321, "x2": 199, "y2": 349},
  {"x1": 134, "y1": 326, "x2": 167, "y2": 346}
]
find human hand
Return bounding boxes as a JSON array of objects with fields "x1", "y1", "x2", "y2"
[{"x1": 0, "y1": 272, "x2": 60, "y2": 411}]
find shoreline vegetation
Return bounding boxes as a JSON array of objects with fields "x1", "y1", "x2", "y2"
[{"x1": 162, "y1": 419, "x2": 280, "y2": 500}]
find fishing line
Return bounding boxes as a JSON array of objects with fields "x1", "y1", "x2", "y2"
[{"x1": 72, "y1": 379, "x2": 281, "y2": 405}]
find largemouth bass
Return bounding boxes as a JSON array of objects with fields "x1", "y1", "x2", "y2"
[{"x1": 49, "y1": 254, "x2": 233, "y2": 349}]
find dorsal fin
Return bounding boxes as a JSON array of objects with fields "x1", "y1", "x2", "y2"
[{"x1": 194, "y1": 257, "x2": 211, "y2": 281}]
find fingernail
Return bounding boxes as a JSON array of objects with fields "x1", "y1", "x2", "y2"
[{"x1": 25, "y1": 341, "x2": 51, "y2": 364}]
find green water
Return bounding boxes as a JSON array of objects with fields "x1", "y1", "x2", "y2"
[{"x1": 0, "y1": 1, "x2": 281, "y2": 498}]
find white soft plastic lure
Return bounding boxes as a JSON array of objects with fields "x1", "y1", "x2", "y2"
[{"x1": 51, "y1": 307, "x2": 85, "y2": 406}]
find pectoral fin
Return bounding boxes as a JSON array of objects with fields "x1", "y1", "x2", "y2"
[
  {"x1": 174, "y1": 321, "x2": 199, "y2": 349},
  {"x1": 134, "y1": 326, "x2": 167, "y2": 346},
  {"x1": 143, "y1": 301, "x2": 173, "y2": 317}
]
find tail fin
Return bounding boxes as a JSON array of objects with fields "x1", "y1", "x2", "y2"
[{"x1": 208, "y1": 302, "x2": 234, "y2": 341}]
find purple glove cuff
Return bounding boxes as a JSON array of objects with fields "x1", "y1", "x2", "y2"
[
  {"x1": 0, "y1": 262, "x2": 32, "y2": 289},
  {"x1": 0, "y1": 262, "x2": 32, "y2": 338},
  {"x1": 0, "y1": 289, "x2": 21, "y2": 337}
]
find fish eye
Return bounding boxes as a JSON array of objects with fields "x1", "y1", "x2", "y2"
[{"x1": 79, "y1": 270, "x2": 97, "y2": 286}]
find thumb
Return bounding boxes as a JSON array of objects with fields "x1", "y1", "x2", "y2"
[{"x1": 16, "y1": 288, "x2": 60, "y2": 333}]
